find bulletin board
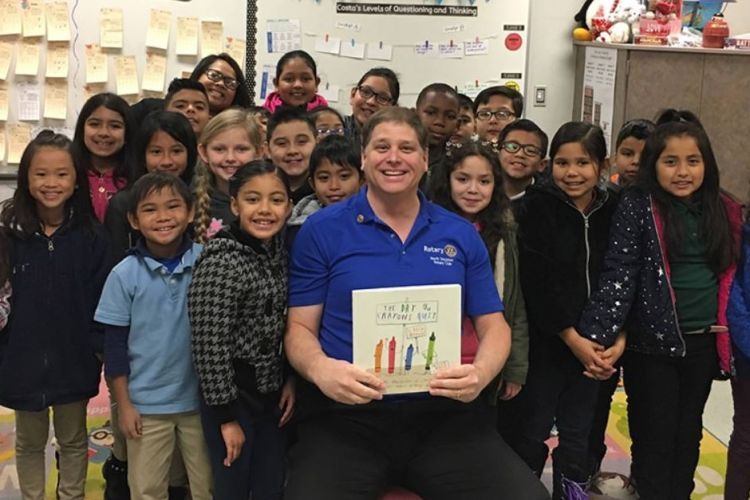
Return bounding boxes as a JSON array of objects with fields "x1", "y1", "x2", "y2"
[
  {"x1": 0, "y1": 0, "x2": 248, "y2": 174},
  {"x1": 253, "y1": 0, "x2": 530, "y2": 112}
]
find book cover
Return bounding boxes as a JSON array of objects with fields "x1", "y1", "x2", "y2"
[{"x1": 352, "y1": 284, "x2": 461, "y2": 395}]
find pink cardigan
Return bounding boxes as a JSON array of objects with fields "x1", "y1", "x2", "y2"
[{"x1": 262, "y1": 92, "x2": 329, "y2": 114}]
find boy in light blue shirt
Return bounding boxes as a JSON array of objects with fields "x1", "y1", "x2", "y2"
[{"x1": 96, "y1": 173, "x2": 212, "y2": 500}]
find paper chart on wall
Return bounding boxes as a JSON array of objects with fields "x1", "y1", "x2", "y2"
[
  {"x1": 258, "y1": 64, "x2": 275, "y2": 100},
  {"x1": 314, "y1": 36, "x2": 341, "y2": 55},
  {"x1": 146, "y1": 9, "x2": 171, "y2": 50},
  {"x1": 46, "y1": 42, "x2": 69, "y2": 78},
  {"x1": 114, "y1": 56, "x2": 139, "y2": 95},
  {"x1": 0, "y1": 41, "x2": 12, "y2": 80},
  {"x1": 200, "y1": 21, "x2": 223, "y2": 58},
  {"x1": 43, "y1": 79, "x2": 67, "y2": 120},
  {"x1": 176, "y1": 17, "x2": 199, "y2": 55},
  {"x1": 352, "y1": 284, "x2": 461, "y2": 395},
  {"x1": 0, "y1": 0, "x2": 21, "y2": 36},
  {"x1": 340, "y1": 39, "x2": 366, "y2": 59},
  {"x1": 266, "y1": 18, "x2": 301, "y2": 53},
  {"x1": 438, "y1": 42, "x2": 464, "y2": 59},
  {"x1": 100, "y1": 7, "x2": 124, "y2": 49},
  {"x1": 46, "y1": 1, "x2": 70, "y2": 41},
  {"x1": 17, "y1": 81, "x2": 40, "y2": 121},
  {"x1": 85, "y1": 44, "x2": 108, "y2": 84},
  {"x1": 464, "y1": 39, "x2": 489, "y2": 56},
  {"x1": 21, "y1": 0, "x2": 44, "y2": 38},
  {"x1": 319, "y1": 83, "x2": 340, "y2": 103},
  {"x1": 581, "y1": 46, "x2": 618, "y2": 150},
  {"x1": 16, "y1": 40, "x2": 40, "y2": 76},
  {"x1": 142, "y1": 52, "x2": 167, "y2": 93},
  {"x1": 8, "y1": 123, "x2": 32, "y2": 164}
]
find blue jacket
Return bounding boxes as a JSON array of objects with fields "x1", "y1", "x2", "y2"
[
  {"x1": 727, "y1": 224, "x2": 750, "y2": 378},
  {"x1": 579, "y1": 189, "x2": 741, "y2": 372},
  {"x1": 0, "y1": 221, "x2": 111, "y2": 411}
]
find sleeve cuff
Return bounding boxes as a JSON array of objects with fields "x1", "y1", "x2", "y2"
[{"x1": 211, "y1": 400, "x2": 242, "y2": 424}]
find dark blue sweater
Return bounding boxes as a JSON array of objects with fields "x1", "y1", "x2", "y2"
[{"x1": 0, "y1": 221, "x2": 111, "y2": 411}]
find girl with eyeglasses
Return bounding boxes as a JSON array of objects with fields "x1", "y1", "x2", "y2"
[
  {"x1": 308, "y1": 106, "x2": 345, "y2": 143},
  {"x1": 343, "y1": 67, "x2": 400, "y2": 151},
  {"x1": 190, "y1": 53, "x2": 252, "y2": 116},
  {"x1": 263, "y1": 50, "x2": 328, "y2": 114}
]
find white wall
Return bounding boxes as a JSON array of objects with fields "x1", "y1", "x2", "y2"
[
  {"x1": 724, "y1": 1, "x2": 750, "y2": 34},
  {"x1": 524, "y1": 0, "x2": 583, "y2": 140}
]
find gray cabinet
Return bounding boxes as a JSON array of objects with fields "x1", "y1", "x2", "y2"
[{"x1": 573, "y1": 42, "x2": 750, "y2": 201}]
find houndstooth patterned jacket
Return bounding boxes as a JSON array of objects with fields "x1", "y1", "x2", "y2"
[{"x1": 188, "y1": 226, "x2": 287, "y2": 410}]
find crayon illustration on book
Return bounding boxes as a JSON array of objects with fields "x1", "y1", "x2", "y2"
[{"x1": 352, "y1": 284, "x2": 461, "y2": 395}]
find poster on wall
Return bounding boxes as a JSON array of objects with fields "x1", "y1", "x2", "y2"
[
  {"x1": 254, "y1": 0, "x2": 530, "y2": 109},
  {"x1": 581, "y1": 46, "x2": 617, "y2": 150}
]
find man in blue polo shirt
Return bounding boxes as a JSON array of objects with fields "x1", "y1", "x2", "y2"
[{"x1": 285, "y1": 107, "x2": 549, "y2": 500}]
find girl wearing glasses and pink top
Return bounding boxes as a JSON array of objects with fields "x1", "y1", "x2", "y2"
[{"x1": 190, "y1": 54, "x2": 252, "y2": 116}]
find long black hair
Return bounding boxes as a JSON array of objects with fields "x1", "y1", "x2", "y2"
[
  {"x1": 72, "y1": 93, "x2": 136, "y2": 186},
  {"x1": 1, "y1": 131, "x2": 94, "y2": 238},
  {"x1": 637, "y1": 120, "x2": 735, "y2": 273},
  {"x1": 429, "y1": 141, "x2": 511, "y2": 269}
]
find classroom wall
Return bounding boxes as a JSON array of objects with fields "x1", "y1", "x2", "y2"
[
  {"x1": 0, "y1": 0, "x2": 247, "y2": 174},
  {"x1": 524, "y1": 0, "x2": 583, "y2": 139},
  {"x1": 724, "y1": 2, "x2": 750, "y2": 34}
]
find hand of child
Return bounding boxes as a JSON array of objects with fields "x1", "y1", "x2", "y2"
[
  {"x1": 118, "y1": 403, "x2": 142, "y2": 440},
  {"x1": 278, "y1": 377, "x2": 296, "y2": 427},
  {"x1": 499, "y1": 381, "x2": 523, "y2": 401},
  {"x1": 560, "y1": 328, "x2": 615, "y2": 379},
  {"x1": 584, "y1": 333, "x2": 626, "y2": 379},
  {"x1": 312, "y1": 357, "x2": 385, "y2": 405},
  {"x1": 220, "y1": 421, "x2": 245, "y2": 467},
  {"x1": 429, "y1": 364, "x2": 486, "y2": 402}
]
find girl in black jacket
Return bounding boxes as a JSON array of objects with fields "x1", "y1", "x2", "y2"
[
  {"x1": 516, "y1": 122, "x2": 618, "y2": 499},
  {"x1": 0, "y1": 131, "x2": 110, "y2": 498}
]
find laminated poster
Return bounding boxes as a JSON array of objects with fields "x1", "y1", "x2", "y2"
[{"x1": 352, "y1": 284, "x2": 461, "y2": 395}]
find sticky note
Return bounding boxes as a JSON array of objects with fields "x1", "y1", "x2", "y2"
[
  {"x1": 464, "y1": 39, "x2": 489, "y2": 56},
  {"x1": 0, "y1": 41, "x2": 12, "y2": 80},
  {"x1": 46, "y1": 42, "x2": 69, "y2": 78},
  {"x1": 44, "y1": 79, "x2": 67, "y2": 120},
  {"x1": 146, "y1": 9, "x2": 170, "y2": 50},
  {"x1": 0, "y1": 81, "x2": 9, "y2": 121},
  {"x1": 176, "y1": 16, "x2": 198, "y2": 55},
  {"x1": 16, "y1": 39, "x2": 41, "y2": 76},
  {"x1": 0, "y1": 0, "x2": 22, "y2": 36},
  {"x1": 22, "y1": 0, "x2": 45, "y2": 38},
  {"x1": 142, "y1": 51, "x2": 166, "y2": 93},
  {"x1": 8, "y1": 123, "x2": 32, "y2": 164},
  {"x1": 114, "y1": 55, "x2": 138, "y2": 95},
  {"x1": 85, "y1": 44, "x2": 108, "y2": 83},
  {"x1": 100, "y1": 7, "x2": 123, "y2": 49},
  {"x1": 46, "y1": 1, "x2": 70, "y2": 42},
  {"x1": 225, "y1": 37, "x2": 246, "y2": 68},
  {"x1": 200, "y1": 20, "x2": 223, "y2": 58},
  {"x1": 438, "y1": 42, "x2": 464, "y2": 59}
]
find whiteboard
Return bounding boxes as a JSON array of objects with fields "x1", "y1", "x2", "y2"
[
  {"x1": 254, "y1": 0, "x2": 530, "y2": 113},
  {"x1": 0, "y1": 0, "x2": 247, "y2": 173}
]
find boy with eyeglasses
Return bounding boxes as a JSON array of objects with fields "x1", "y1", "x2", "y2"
[
  {"x1": 474, "y1": 86, "x2": 524, "y2": 145},
  {"x1": 497, "y1": 119, "x2": 548, "y2": 208}
]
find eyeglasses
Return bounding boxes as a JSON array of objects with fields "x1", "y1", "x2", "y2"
[
  {"x1": 204, "y1": 69, "x2": 240, "y2": 90},
  {"x1": 501, "y1": 141, "x2": 543, "y2": 157},
  {"x1": 476, "y1": 110, "x2": 515, "y2": 122},
  {"x1": 316, "y1": 127, "x2": 345, "y2": 137},
  {"x1": 357, "y1": 85, "x2": 392, "y2": 106}
]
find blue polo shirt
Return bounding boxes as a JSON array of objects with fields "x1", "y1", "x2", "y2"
[
  {"x1": 95, "y1": 241, "x2": 203, "y2": 415},
  {"x1": 289, "y1": 188, "x2": 503, "y2": 362}
]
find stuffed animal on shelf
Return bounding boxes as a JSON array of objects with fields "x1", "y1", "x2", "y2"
[{"x1": 583, "y1": 0, "x2": 648, "y2": 43}]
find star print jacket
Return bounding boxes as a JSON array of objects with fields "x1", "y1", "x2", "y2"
[{"x1": 578, "y1": 189, "x2": 742, "y2": 374}]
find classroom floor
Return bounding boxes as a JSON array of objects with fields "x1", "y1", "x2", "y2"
[{"x1": 0, "y1": 380, "x2": 735, "y2": 499}]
